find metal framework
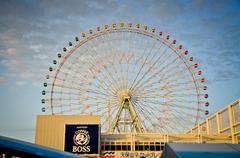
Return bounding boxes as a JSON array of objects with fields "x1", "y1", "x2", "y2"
[
  {"x1": 188, "y1": 99, "x2": 240, "y2": 144},
  {"x1": 42, "y1": 22, "x2": 209, "y2": 134},
  {"x1": 100, "y1": 99, "x2": 239, "y2": 157},
  {"x1": 111, "y1": 96, "x2": 144, "y2": 133}
]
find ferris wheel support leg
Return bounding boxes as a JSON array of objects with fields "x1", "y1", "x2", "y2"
[
  {"x1": 128, "y1": 99, "x2": 145, "y2": 133},
  {"x1": 110, "y1": 97, "x2": 145, "y2": 133},
  {"x1": 110, "y1": 101, "x2": 125, "y2": 133}
]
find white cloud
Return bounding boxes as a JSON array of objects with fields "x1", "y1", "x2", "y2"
[
  {"x1": 0, "y1": 31, "x2": 18, "y2": 45},
  {"x1": 1, "y1": 59, "x2": 23, "y2": 70},
  {"x1": 0, "y1": 73, "x2": 18, "y2": 84},
  {"x1": 0, "y1": 75, "x2": 8, "y2": 84},
  {"x1": 15, "y1": 81, "x2": 26, "y2": 86},
  {"x1": 29, "y1": 44, "x2": 42, "y2": 53},
  {"x1": 5, "y1": 48, "x2": 17, "y2": 55},
  {"x1": 0, "y1": 48, "x2": 17, "y2": 57},
  {"x1": 33, "y1": 54, "x2": 48, "y2": 60}
]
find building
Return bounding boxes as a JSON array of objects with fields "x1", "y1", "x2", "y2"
[{"x1": 35, "y1": 99, "x2": 240, "y2": 158}]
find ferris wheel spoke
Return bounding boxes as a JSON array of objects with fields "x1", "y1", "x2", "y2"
[
  {"x1": 96, "y1": 33, "x2": 125, "y2": 92},
  {"x1": 169, "y1": 112, "x2": 192, "y2": 131},
  {"x1": 156, "y1": 52, "x2": 186, "y2": 74},
  {"x1": 91, "y1": 104, "x2": 118, "y2": 119},
  {"x1": 98, "y1": 65, "x2": 122, "y2": 94},
  {"x1": 52, "y1": 74, "x2": 90, "y2": 89},
  {"x1": 91, "y1": 77, "x2": 117, "y2": 96},
  {"x1": 57, "y1": 64, "x2": 91, "y2": 84},
  {"x1": 50, "y1": 97, "x2": 83, "y2": 101},
  {"x1": 161, "y1": 80, "x2": 196, "y2": 89},
  {"x1": 124, "y1": 31, "x2": 131, "y2": 89},
  {"x1": 133, "y1": 71, "x2": 190, "y2": 93},
  {"x1": 166, "y1": 97, "x2": 203, "y2": 104},
  {"x1": 157, "y1": 61, "x2": 186, "y2": 80},
  {"x1": 73, "y1": 49, "x2": 114, "y2": 93},
  {"x1": 138, "y1": 102, "x2": 175, "y2": 133},
  {"x1": 143, "y1": 74, "x2": 195, "y2": 92},
  {"x1": 166, "y1": 114, "x2": 188, "y2": 132},
  {"x1": 167, "y1": 93, "x2": 200, "y2": 98},
  {"x1": 117, "y1": 29, "x2": 125, "y2": 90},
  {"x1": 129, "y1": 37, "x2": 159, "y2": 91},
  {"x1": 131, "y1": 42, "x2": 172, "y2": 92},
  {"x1": 173, "y1": 109, "x2": 198, "y2": 126},
  {"x1": 130, "y1": 101, "x2": 153, "y2": 132},
  {"x1": 128, "y1": 33, "x2": 147, "y2": 90},
  {"x1": 163, "y1": 64, "x2": 198, "y2": 83},
  {"x1": 133, "y1": 100, "x2": 166, "y2": 132},
  {"x1": 87, "y1": 37, "x2": 122, "y2": 94},
  {"x1": 172, "y1": 109, "x2": 196, "y2": 123},
  {"x1": 119, "y1": 55, "x2": 125, "y2": 90},
  {"x1": 141, "y1": 85, "x2": 198, "y2": 99},
  {"x1": 120, "y1": 33, "x2": 137, "y2": 89},
  {"x1": 50, "y1": 83, "x2": 86, "y2": 92},
  {"x1": 77, "y1": 46, "x2": 121, "y2": 95},
  {"x1": 167, "y1": 102, "x2": 204, "y2": 113},
  {"x1": 53, "y1": 86, "x2": 86, "y2": 97},
  {"x1": 162, "y1": 79, "x2": 196, "y2": 89},
  {"x1": 129, "y1": 29, "x2": 141, "y2": 89},
  {"x1": 99, "y1": 105, "x2": 119, "y2": 132},
  {"x1": 167, "y1": 89, "x2": 199, "y2": 96},
  {"x1": 156, "y1": 112, "x2": 178, "y2": 133},
  {"x1": 44, "y1": 90, "x2": 80, "y2": 96},
  {"x1": 133, "y1": 53, "x2": 184, "y2": 93},
  {"x1": 137, "y1": 77, "x2": 195, "y2": 95},
  {"x1": 160, "y1": 67, "x2": 194, "y2": 83},
  {"x1": 52, "y1": 103, "x2": 88, "y2": 110},
  {"x1": 52, "y1": 83, "x2": 107, "y2": 97},
  {"x1": 89, "y1": 105, "x2": 108, "y2": 114},
  {"x1": 89, "y1": 41, "x2": 120, "y2": 94},
  {"x1": 106, "y1": 31, "x2": 126, "y2": 90},
  {"x1": 173, "y1": 108, "x2": 202, "y2": 122},
  {"x1": 133, "y1": 54, "x2": 185, "y2": 92},
  {"x1": 137, "y1": 101, "x2": 165, "y2": 124}
]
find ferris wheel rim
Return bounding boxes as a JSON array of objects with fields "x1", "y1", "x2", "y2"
[{"x1": 43, "y1": 23, "x2": 209, "y2": 133}]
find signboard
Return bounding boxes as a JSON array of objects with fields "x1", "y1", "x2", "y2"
[
  {"x1": 65, "y1": 124, "x2": 100, "y2": 155},
  {"x1": 103, "y1": 151, "x2": 162, "y2": 158}
]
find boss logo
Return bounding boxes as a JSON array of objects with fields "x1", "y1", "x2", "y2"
[
  {"x1": 72, "y1": 145, "x2": 91, "y2": 152},
  {"x1": 73, "y1": 130, "x2": 90, "y2": 146},
  {"x1": 72, "y1": 129, "x2": 91, "y2": 153}
]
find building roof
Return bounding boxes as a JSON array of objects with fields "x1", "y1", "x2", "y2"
[{"x1": 161, "y1": 143, "x2": 240, "y2": 158}]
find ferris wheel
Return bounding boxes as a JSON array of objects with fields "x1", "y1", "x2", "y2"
[{"x1": 41, "y1": 23, "x2": 209, "y2": 134}]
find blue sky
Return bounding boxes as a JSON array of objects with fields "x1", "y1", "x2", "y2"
[{"x1": 0, "y1": 0, "x2": 240, "y2": 142}]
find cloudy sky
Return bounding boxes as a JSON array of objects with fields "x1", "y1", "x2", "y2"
[{"x1": 0, "y1": 0, "x2": 240, "y2": 142}]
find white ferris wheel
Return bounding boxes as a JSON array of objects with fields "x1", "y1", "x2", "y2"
[{"x1": 41, "y1": 23, "x2": 209, "y2": 134}]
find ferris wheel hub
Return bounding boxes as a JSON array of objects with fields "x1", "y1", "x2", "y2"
[{"x1": 118, "y1": 89, "x2": 132, "y2": 102}]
